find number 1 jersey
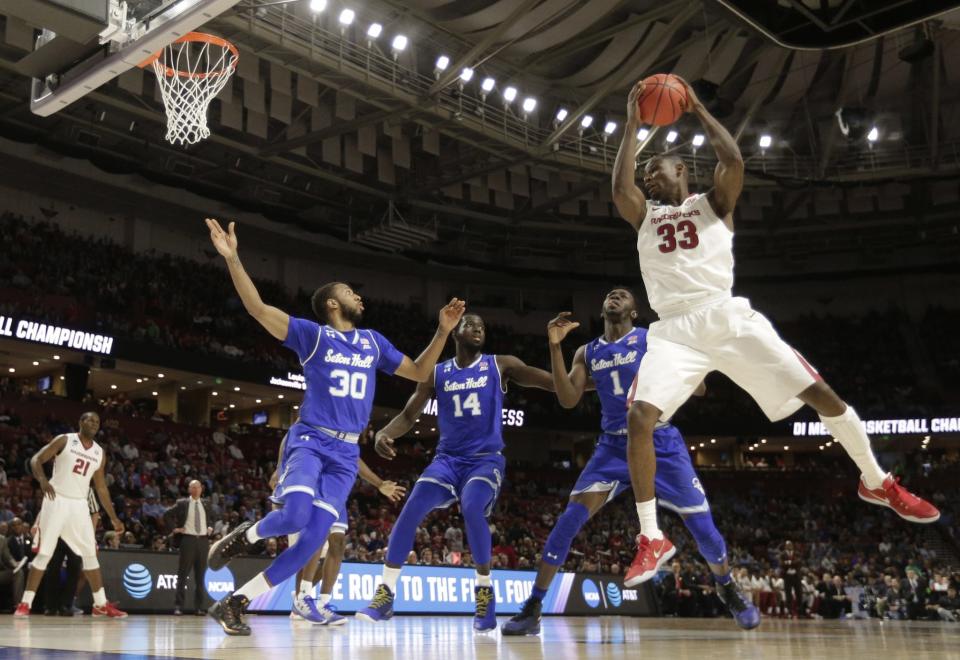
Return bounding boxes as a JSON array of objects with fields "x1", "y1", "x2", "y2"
[
  {"x1": 434, "y1": 354, "x2": 505, "y2": 456},
  {"x1": 585, "y1": 327, "x2": 647, "y2": 441},
  {"x1": 637, "y1": 193, "x2": 734, "y2": 318},
  {"x1": 284, "y1": 317, "x2": 404, "y2": 435}
]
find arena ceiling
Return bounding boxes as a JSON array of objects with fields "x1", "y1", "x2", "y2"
[{"x1": 0, "y1": 0, "x2": 958, "y2": 275}]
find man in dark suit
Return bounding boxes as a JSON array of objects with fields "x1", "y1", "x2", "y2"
[
  {"x1": 0, "y1": 531, "x2": 26, "y2": 612},
  {"x1": 164, "y1": 480, "x2": 214, "y2": 615},
  {"x1": 7, "y1": 518, "x2": 32, "y2": 563}
]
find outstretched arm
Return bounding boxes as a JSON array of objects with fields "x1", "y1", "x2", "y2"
[
  {"x1": 612, "y1": 81, "x2": 649, "y2": 230},
  {"x1": 30, "y1": 434, "x2": 67, "y2": 500},
  {"x1": 546, "y1": 313, "x2": 592, "y2": 408},
  {"x1": 497, "y1": 355, "x2": 554, "y2": 391},
  {"x1": 205, "y1": 218, "x2": 289, "y2": 341},
  {"x1": 393, "y1": 298, "x2": 465, "y2": 383},
  {"x1": 677, "y1": 79, "x2": 744, "y2": 221},
  {"x1": 358, "y1": 458, "x2": 407, "y2": 503},
  {"x1": 374, "y1": 375, "x2": 436, "y2": 459}
]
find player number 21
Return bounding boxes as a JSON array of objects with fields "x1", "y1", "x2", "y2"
[
  {"x1": 452, "y1": 392, "x2": 481, "y2": 417},
  {"x1": 72, "y1": 458, "x2": 91, "y2": 477},
  {"x1": 329, "y1": 370, "x2": 367, "y2": 400},
  {"x1": 657, "y1": 220, "x2": 699, "y2": 253}
]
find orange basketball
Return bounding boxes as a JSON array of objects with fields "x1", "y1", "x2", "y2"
[{"x1": 636, "y1": 73, "x2": 687, "y2": 126}]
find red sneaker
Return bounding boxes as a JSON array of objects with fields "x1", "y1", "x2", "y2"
[
  {"x1": 92, "y1": 602, "x2": 128, "y2": 619},
  {"x1": 858, "y1": 475, "x2": 940, "y2": 523},
  {"x1": 624, "y1": 534, "x2": 675, "y2": 587},
  {"x1": 14, "y1": 602, "x2": 30, "y2": 618}
]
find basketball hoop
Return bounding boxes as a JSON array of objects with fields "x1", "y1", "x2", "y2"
[{"x1": 140, "y1": 32, "x2": 239, "y2": 146}]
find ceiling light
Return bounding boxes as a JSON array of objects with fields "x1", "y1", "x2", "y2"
[
  {"x1": 32, "y1": 361, "x2": 39, "y2": 366},
  {"x1": 666, "y1": 130, "x2": 678, "y2": 143},
  {"x1": 522, "y1": 97, "x2": 537, "y2": 114},
  {"x1": 459, "y1": 67, "x2": 474, "y2": 83},
  {"x1": 689, "y1": 445, "x2": 696, "y2": 451},
  {"x1": 825, "y1": 441, "x2": 833, "y2": 447},
  {"x1": 293, "y1": 405, "x2": 299, "y2": 410},
  {"x1": 580, "y1": 115, "x2": 593, "y2": 129},
  {"x1": 699, "y1": 442, "x2": 705, "y2": 448},
  {"x1": 110, "y1": 384, "x2": 117, "y2": 390},
  {"x1": 366, "y1": 23, "x2": 382, "y2": 39},
  {"x1": 555, "y1": 108, "x2": 568, "y2": 122},
  {"x1": 481, "y1": 77, "x2": 495, "y2": 93},
  {"x1": 309, "y1": 0, "x2": 326, "y2": 12},
  {"x1": 338, "y1": 8, "x2": 354, "y2": 25},
  {"x1": 59, "y1": 376, "x2": 64, "y2": 380},
  {"x1": 783, "y1": 445, "x2": 790, "y2": 451},
  {"x1": 391, "y1": 35, "x2": 408, "y2": 52},
  {"x1": 8, "y1": 368, "x2": 15, "y2": 373},
  {"x1": 867, "y1": 126, "x2": 879, "y2": 142},
  {"x1": 136, "y1": 378, "x2": 143, "y2": 383},
  {"x1": 278, "y1": 394, "x2": 284, "y2": 399},
  {"x1": 759, "y1": 134, "x2": 772, "y2": 148},
  {"x1": 819, "y1": 445, "x2": 825, "y2": 450},
  {"x1": 503, "y1": 86, "x2": 517, "y2": 103},
  {"x1": 414, "y1": 430, "x2": 420, "y2": 435},
  {"x1": 229, "y1": 404, "x2": 236, "y2": 409},
  {"x1": 435, "y1": 55, "x2": 450, "y2": 71},
  {"x1": 692, "y1": 134, "x2": 705, "y2": 147},
  {"x1": 180, "y1": 386, "x2": 186, "y2": 390},
  {"x1": 157, "y1": 373, "x2": 164, "y2": 378},
  {"x1": 53, "y1": 355, "x2": 60, "y2": 360},
  {"x1": 637, "y1": 127, "x2": 649, "y2": 140},
  {"x1": 710, "y1": 438, "x2": 716, "y2": 444},
  {"x1": 151, "y1": 391, "x2": 158, "y2": 396},
  {"x1": 255, "y1": 399, "x2": 262, "y2": 404},
  {"x1": 761, "y1": 439, "x2": 767, "y2": 444},
  {"x1": 233, "y1": 386, "x2": 240, "y2": 392},
  {"x1": 603, "y1": 121, "x2": 617, "y2": 135},
  {"x1": 212, "y1": 391, "x2": 218, "y2": 396}
]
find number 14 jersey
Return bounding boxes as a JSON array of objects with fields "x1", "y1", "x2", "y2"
[
  {"x1": 638, "y1": 193, "x2": 734, "y2": 318},
  {"x1": 434, "y1": 354, "x2": 505, "y2": 456}
]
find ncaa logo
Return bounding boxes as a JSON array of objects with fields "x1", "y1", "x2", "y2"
[
  {"x1": 581, "y1": 579, "x2": 601, "y2": 608},
  {"x1": 204, "y1": 566, "x2": 236, "y2": 601},
  {"x1": 605, "y1": 582, "x2": 622, "y2": 607},
  {"x1": 123, "y1": 563, "x2": 152, "y2": 599}
]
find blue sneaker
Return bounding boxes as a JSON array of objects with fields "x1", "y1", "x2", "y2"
[
  {"x1": 502, "y1": 597, "x2": 541, "y2": 636},
  {"x1": 356, "y1": 584, "x2": 394, "y2": 622},
  {"x1": 316, "y1": 601, "x2": 347, "y2": 626},
  {"x1": 293, "y1": 593, "x2": 345, "y2": 625},
  {"x1": 473, "y1": 585, "x2": 496, "y2": 632},
  {"x1": 717, "y1": 580, "x2": 761, "y2": 630}
]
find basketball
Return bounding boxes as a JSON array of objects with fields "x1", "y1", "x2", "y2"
[{"x1": 636, "y1": 73, "x2": 687, "y2": 126}]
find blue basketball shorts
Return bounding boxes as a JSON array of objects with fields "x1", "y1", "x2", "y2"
[{"x1": 416, "y1": 452, "x2": 506, "y2": 517}]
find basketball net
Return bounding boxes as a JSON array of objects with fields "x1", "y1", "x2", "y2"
[{"x1": 143, "y1": 33, "x2": 239, "y2": 146}]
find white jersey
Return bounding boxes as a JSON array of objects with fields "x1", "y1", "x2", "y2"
[
  {"x1": 49, "y1": 433, "x2": 103, "y2": 499},
  {"x1": 637, "y1": 193, "x2": 734, "y2": 318}
]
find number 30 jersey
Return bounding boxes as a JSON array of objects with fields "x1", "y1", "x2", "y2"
[
  {"x1": 434, "y1": 354, "x2": 505, "y2": 456},
  {"x1": 283, "y1": 318, "x2": 404, "y2": 435},
  {"x1": 637, "y1": 193, "x2": 734, "y2": 318},
  {"x1": 50, "y1": 433, "x2": 103, "y2": 499},
  {"x1": 585, "y1": 328, "x2": 647, "y2": 442}
]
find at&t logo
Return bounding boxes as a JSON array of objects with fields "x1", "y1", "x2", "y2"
[
  {"x1": 605, "y1": 582, "x2": 622, "y2": 607},
  {"x1": 123, "y1": 563, "x2": 152, "y2": 599}
]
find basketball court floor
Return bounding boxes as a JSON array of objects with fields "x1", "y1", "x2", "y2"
[{"x1": 1, "y1": 615, "x2": 959, "y2": 659}]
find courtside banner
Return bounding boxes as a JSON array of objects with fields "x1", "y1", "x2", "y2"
[{"x1": 96, "y1": 550, "x2": 656, "y2": 616}]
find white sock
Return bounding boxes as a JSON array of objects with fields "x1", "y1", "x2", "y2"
[
  {"x1": 382, "y1": 566, "x2": 401, "y2": 593},
  {"x1": 298, "y1": 581, "x2": 314, "y2": 599},
  {"x1": 476, "y1": 573, "x2": 492, "y2": 587},
  {"x1": 93, "y1": 588, "x2": 107, "y2": 607},
  {"x1": 236, "y1": 573, "x2": 272, "y2": 600},
  {"x1": 21, "y1": 590, "x2": 35, "y2": 607},
  {"x1": 245, "y1": 523, "x2": 263, "y2": 544},
  {"x1": 635, "y1": 499, "x2": 662, "y2": 540},
  {"x1": 319, "y1": 593, "x2": 332, "y2": 606},
  {"x1": 820, "y1": 406, "x2": 887, "y2": 489}
]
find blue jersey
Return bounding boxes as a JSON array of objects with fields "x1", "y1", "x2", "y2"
[
  {"x1": 585, "y1": 327, "x2": 647, "y2": 437},
  {"x1": 283, "y1": 317, "x2": 404, "y2": 434},
  {"x1": 434, "y1": 354, "x2": 505, "y2": 456}
]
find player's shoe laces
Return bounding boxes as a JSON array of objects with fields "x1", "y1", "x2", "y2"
[
  {"x1": 858, "y1": 475, "x2": 940, "y2": 523},
  {"x1": 14, "y1": 603, "x2": 30, "y2": 618},
  {"x1": 502, "y1": 597, "x2": 542, "y2": 636},
  {"x1": 356, "y1": 584, "x2": 395, "y2": 622},
  {"x1": 473, "y1": 585, "x2": 497, "y2": 632},
  {"x1": 294, "y1": 594, "x2": 346, "y2": 626},
  {"x1": 208, "y1": 521, "x2": 255, "y2": 570},
  {"x1": 624, "y1": 534, "x2": 675, "y2": 587},
  {"x1": 92, "y1": 602, "x2": 128, "y2": 618},
  {"x1": 716, "y1": 581, "x2": 761, "y2": 630},
  {"x1": 208, "y1": 593, "x2": 251, "y2": 636}
]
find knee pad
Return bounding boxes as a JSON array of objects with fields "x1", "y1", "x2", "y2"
[
  {"x1": 683, "y1": 512, "x2": 727, "y2": 565},
  {"x1": 82, "y1": 556, "x2": 99, "y2": 571},
  {"x1": 542, "y1": 502, "x2": 590, "y2": 566},
  {"x1": 31, "y1": 553, "x2": 51, "y2": 571}
]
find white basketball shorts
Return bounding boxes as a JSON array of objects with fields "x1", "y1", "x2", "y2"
[
  {"x1": 628, "y1": 296, "x2": 820, "y2": 421},
  {"x1": 37, "y1": 495, "x2": 97, "y2": 557}
]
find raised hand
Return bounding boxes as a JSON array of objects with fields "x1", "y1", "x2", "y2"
[
  {"x1": 375, "y1": 431, "x2": 397, "y2": 460},
  {"x1": 205, "y1": 218, "x2": 238, "y2": 259},
  {"x1": 627, "y1": 80, "x2": 646, "y2": 123},
  {"x1": 672, "y1": 75, "x2": 702, "y2": 113},
  {"x1": 378, "y1": 481, "x2": 407, "y2": 503},
  {"x1": 438, "y1": 297, "x2": 466, "y2": 333},
  {"x1": 547, "y1": 312, "x2": 580, "y2": 345}
]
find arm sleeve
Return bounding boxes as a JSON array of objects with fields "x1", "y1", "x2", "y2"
[
  {"x1": 282, "y1": 316, "x2": 322, "y2": 364},
  {"x1": 369, "y1": 330, "x2": 404, "y2": 375}
]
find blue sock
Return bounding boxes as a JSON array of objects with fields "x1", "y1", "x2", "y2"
[
  {"x1": 384, "y1": 481, "x2": 453, "y2": 566},
  {"x1": 542, "y1": 502, "x2": 590, "y2": 567},
  {"x1": 531, "y1": 586, "x2": 548, "y2": 602},
  {"x1": 714, "y1": 572, "x2": 732, "y2": 585},
  {"x1": 461, "y1": 481, "x2": 496, "y2": 565}
]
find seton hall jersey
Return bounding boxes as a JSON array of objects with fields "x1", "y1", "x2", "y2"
[
  {"x1": 49, "y1": 433, "x2": 103, "y2": 499},
  {"x1": 586, "y1": 327, "x2": 647, "y2": 437},
  {"x1": 283, "y1": 317, "x2": 404, "y2": 435},
  {"x1": 434, "y1": 354, "x2": 505, "y2": 456},
  {"x1": 637, "y1": 193, "x2": 734, "y2": 318}
]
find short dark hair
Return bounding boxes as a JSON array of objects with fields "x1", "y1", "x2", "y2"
[
  {"x1": 310, "y1": 282, "x2": 342, "y2": 323},
  {"x1": 646, "y1": 153, "x2": 686, "y2": 170}
]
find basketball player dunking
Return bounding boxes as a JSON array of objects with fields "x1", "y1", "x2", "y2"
[
  {"x1": 15, "y1": 412, "x2": 127, "y2": 618},
  {"x1": 611, "y1": 77, "x2": 940, "y2": 586}
]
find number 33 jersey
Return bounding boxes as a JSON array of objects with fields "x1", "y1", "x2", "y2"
[
  {"x1": 434, "y1": 354, "x2": 505, "y2": 456},
  {"x1": 638, "y1": 193, "x2": 734, "y2": 318},
  {"x1": 50, "y1": 434, "x2": 103, "y2": 498},
  {"x1": 284, "y1": 318, "x2": 404, "y2": 435}
]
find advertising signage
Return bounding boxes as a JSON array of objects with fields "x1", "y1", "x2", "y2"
[
  {"x1": 792, "y1": 417, "x2": 960, "y2": 436},
  {"x1": 0, "y1": 315, "x2": 114, "y2": 355}
]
